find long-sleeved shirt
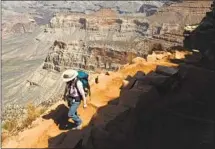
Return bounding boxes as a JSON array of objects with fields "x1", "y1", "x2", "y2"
[
  {"x1": 70, "y1": 80, "x2": 85, "y2": 98},
  {"x1": 64, "y1": 79, "x2": 86, "y2": 100}
]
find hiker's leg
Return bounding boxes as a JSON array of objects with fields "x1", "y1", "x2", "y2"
[{"x1": 68, "y1": 101, "x2": 82, "y2": 125}]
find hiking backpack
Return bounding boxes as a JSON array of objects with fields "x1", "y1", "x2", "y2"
[{"x1": 76, "y1": 70, "x2": 90, "y2": 97}]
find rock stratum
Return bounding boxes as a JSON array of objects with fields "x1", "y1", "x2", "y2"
[
  {"x1": 1, "y1": 1, "x2": 165, "y2": 39},
  {"x1": 42, "y1": 1, "x2": 212, "y2": 73},
  {"x1": 2, "y1": 1, "x2": 214, "y2": 145},
  {"x1": 2, "y1": 0, "x2": 215, "y2": 148},
  {"x1": 2, "y1": 49, "x2": 215, "y2": 148}
]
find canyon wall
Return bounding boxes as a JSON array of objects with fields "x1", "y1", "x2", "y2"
[
  {"x1": 184, "y1": 0, "x2": 215, "y2": 69},
  {"x1": 42, "y1": 2, "x2": 212, "y2": 73},
  {"x1": 145, "y1": 1, "x2": 212, "y2": 50},
  {"x1": 42, "y1": 9, "x2": 151, "y2": 72}
]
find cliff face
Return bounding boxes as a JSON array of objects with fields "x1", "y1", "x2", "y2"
[
  {"x1": 83, "y1": 64, "x2": 215, "y2": 149},
  {"x1": 49, "y1": 9, "x2": 149, "y2": 33},
  {"x1": 81, "y1": 2, "x2": 215, "y2": 149},
  {"x1": 145, "y1": 1, "x2": 212, "y2": 50},
  {"x1": 42, "y1": 2, "x2": 212, "y2": 73},
  {"x1": 42, "y1": 9, "x2": 152, "y2": 72},
  {"x1": 2, "y1": 1, "x2": 215, "y2": 148},
  {"x1": 3, "y1": 52, "x2": 215, "y2": 148},
  {"x1": 184, "y1": 0, "x2": 215, "y2": 69},
  {"x1": 42, "y1": 40, "x2": 146, "y2": 72}
]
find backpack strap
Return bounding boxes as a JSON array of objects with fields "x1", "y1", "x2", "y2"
[{"x1": 75, "y1": 79, "x2": 84, "y2": 100}]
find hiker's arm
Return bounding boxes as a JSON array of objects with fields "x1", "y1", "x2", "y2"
[{"x1": 77, "y1": 81, "x2": 87, "y2": 105}]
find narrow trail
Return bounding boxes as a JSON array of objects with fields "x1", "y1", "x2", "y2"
[{"x1": 2, "y1": 60, "x2": 177, "y2": 148}]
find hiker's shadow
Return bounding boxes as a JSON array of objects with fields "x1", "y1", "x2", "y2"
[{"x1": 42, "y1": 104, "x2": 76, "y2": 130}]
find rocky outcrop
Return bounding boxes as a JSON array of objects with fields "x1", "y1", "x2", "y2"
[
  {"x1": 82, "y1": 64, "x2": 215, "y2": 149},
  {"x1": 49, "y1": 9, "x2": 149, "y2": 35},
  {"x1": 3, "y1": 50, "x2": 215, "y2": 148},
  {"x1": 42, "y1": 2, "x2": 213, "y2": 73},
  {"x1": 42, "y1": 40, "x2": 147, "y2": 72},
  {"x1": 41, "y1": 9, "x2": 155, "y2": 72},
  {"x1": 144, "y1": 1, "x2": 212, "y2": 50},
  {"x1": 184, "y1": 0, "x2": 215, "y2": 69}
]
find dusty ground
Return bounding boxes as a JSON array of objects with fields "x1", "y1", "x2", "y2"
[{"x1": 2, "y1": 57, "x2": 178, "y2": 148}]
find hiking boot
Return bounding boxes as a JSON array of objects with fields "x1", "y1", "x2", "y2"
[
  {"x1": 68, "y1": 118, "x2": 74, "y2": 123},
  {"x1": 72, "y1": 123, "x2": 82, "y2": 130}
]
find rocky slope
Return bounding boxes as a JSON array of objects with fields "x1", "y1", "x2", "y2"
[
  {"x1": 0, "y1": 51, "x2": 180, "y2": 148},
  {"x1": 1, "y1": 0, "x2": 211, "y2": 126},
  {"x1": 42, "y1": 1, "x2": 212, "y2": 73},
  {"x1": 2, "y1": 49, "x2": 214, "y2": 148},
  {"x1": 2, "y1": 0, "x2": 213, "y2": 136},
  {"x1": 144, "y1": 1, "x2": 212, "y2": 50},
  {"x1": 82, "y1": 63, "x2": 215, "y2": 149},
  {"x1": 184, "y1": 0, "x2": 215, "y2": 69},
  {"x1": 2, "y1": 1, "x2": 166, "y2": 106},
  {"x1": 2, "y1": 1, "x2": 215, "y2": 148}
]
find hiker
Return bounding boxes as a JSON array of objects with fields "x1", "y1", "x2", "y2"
[{"x1": 62, "y1": 69, "x2": 88, "y2": 129}]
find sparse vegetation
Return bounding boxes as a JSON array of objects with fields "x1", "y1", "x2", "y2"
[
  {"x1": 2, "y1": 103, "x2": 46, "y2": 134},
  {"x1": 2, "y1": 120, "x2": 18, "y2": 132},
  {"x1": 21, "y1": 103, "x2": 46, "y2": 128}
]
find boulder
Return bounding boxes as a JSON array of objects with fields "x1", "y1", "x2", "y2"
[
  {"x1": 131, "y1": 57, "x2": 146, "y2": 64},
  {"x1": 119, "y1": 86, "x2": 153, "y2": 108},
  {"x1": 156, "y1": 65, "x2": 179, "y2": 76},
  {"x1": 147, "y1": 54, "x2": 157, "y2": 62},
  {"x1": 134, "y1": 71, "x2": 146, "y2": 78},
  {"x1": 121, "y1": 80, "x2": 129, "y2": 88},
  {"x1": 174, "y1": 50, "x2": 186, "y2": 59},
  {"x1": 147, "y1": 51, "x2": 172, "y2": 62},
  {"x1": 153, "y1": 51, "x2": 172, "y2": 60},
  {"x1": 92, "y1": 105, "x2": 129, "y2": 126},
  {"x1": 121, "y1": 78, "x2": 136, "y2": 90},
  {"x1": 135, "y1": 75, "x2": 169, "y2": 87}
]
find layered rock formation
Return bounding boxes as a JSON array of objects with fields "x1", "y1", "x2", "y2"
[
  {"x1": 3, "y1": 53, "x2": 215, "y2": 148},
  {"x1": 42, "y1": 9, "x2": 152, "y2": 72},
  {"x1": 145, "y1": 1, "x2": 212, "y2": 50},
  {"x1": 48, "y1": 8, "x2": 150, "y2": 36},
  {"x1": 80, "y1": 3, "x2": 215, "y2": 148},
  {"x1": 43, "y1": 2, "x2": 212, "y2": 73},
  {"x1": 42, "y1": 39, "x2": 147, "y2": 72},
  {"x1": 184, "y1": 0, "x2": 215, "y2": 69}
]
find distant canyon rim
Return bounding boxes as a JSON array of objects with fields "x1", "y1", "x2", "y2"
[{"x1": 2, "y1": 1, "x2": 212, "y2": 122}]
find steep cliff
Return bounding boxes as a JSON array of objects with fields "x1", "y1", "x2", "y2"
[
  {"x1": 145, "y1": 1, "x2": 212, "y2": 50},
  {"x1": 81, "y1": 2, "x2": 215, "y2": 149},
  {"x1": 42, "y1": 2, "x2": 212, "y2": 74},
  {"x1": 82, "y1": 64, "x2": 215, "y2": 149},
  {"x1": 184, "y1": 0, "x2": 215, "y2": 69},
  {"x1": 42, "y1": 9, "x2": 152, "y2": 72},
  {"x1": 2, "y1": 2, "x2": 214, "y2": 142},
  {"x1": 3, "y1": 50, "x2": 215, "y2": 148}
]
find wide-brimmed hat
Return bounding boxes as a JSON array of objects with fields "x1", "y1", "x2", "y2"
[{"x1": 62, "y1": 69, "x2": 78, "y2": 82}]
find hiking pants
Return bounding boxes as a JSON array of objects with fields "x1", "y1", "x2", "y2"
[{"x1": 68, "y1": 98, "x2": 82, "y2": 126}]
